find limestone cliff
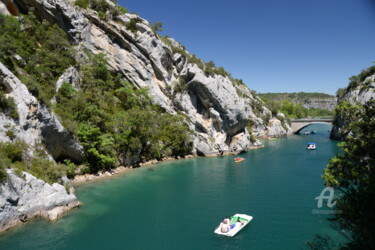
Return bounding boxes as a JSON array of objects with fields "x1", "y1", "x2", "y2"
[
  {"x1": 302, "y1": 97, "x2": 336, "y2": 111},
  {"x1": 330, "y1": 67, "x2": 375, "y2": 140},
  {"x1": 0, "y1": 0, "x2": 292, "y2": 232},
  {"x1": 0, "y1": 62, "x2": 85, "y2": 162},
  {"x1": 259, "y1": 92, "x2": 336, "y2": 111},
  {"x1": 8, "y1": 0, "x2": 291, "y2": 156}
]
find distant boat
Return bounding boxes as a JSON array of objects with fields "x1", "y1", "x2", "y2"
[
  {"x1": 234, "y1": 157, "x2": 245, "y2": 163},
  {"x1": 311, "y1": 130, "x2": 316, "y2": 134},
  {"x1": 304, "y1": 131, "x2": 310, "y2": 135},
  {"x1": 307, "y1": 142, "x2": 316, "y2": 150},
  {"x1": 214, "y1": 214, "x2": 253, "y2": 237}
]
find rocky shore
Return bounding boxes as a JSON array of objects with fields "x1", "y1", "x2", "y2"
[
  {"x1": 0, "y1": 170, "x2": 80, "y2": 233},
  {"x1": 72, "y1": 146, "x2": 265, "y2": 184}
]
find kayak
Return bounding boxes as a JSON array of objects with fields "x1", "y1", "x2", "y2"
[
  {"x1": 214, "y1": 214, "x2": 253, "y2": 237},
  {"x1": 234, "y1": 157, "x2": 245, "y2": 163}
]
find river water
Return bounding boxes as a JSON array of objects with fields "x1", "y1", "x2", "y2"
[{"x1": 0, "y1": 124, "x2": 342, "y2": 249}]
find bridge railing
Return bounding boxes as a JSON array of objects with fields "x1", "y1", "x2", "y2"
[{"x1": 290, "y1": 116, "x2": 333, "y2": 122}]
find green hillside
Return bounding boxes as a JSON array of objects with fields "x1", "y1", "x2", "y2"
[
  {"x1": 258, "y1": 92, "x2": 334, "y2": 103},
  {"x1": 258, "y1": 92, "x2": 335, "y2": 119}
]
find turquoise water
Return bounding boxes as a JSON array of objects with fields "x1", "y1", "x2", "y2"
[{"x1": 0, "y1": 124, "x2": 342, "y2": 249}]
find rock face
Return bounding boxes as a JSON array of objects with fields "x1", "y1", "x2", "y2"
[
  {"x1": 0, "y1": 170, "x2": 80, "y2": 233},
  {"x1": 10, "y1": 0, "x2": 291, "y2": 155},
  {"x1": 0, "y1": 0, "x2": 11, "y2": 15},
  {"x1": 0, "y1": 0, "x2": 293, "y2": 233},
  {"x1": 330, "y1": 71, "x2": 375, "y2": 140},
  {"x1": 0, "y1": 62, "x2": 85, "y2": 162},
  {"x1": 302, "y1": 97, "x2": 336, "y2": 111},
  {"x1": 259, "y1": 92, "x2": 337, "y2": 111}
]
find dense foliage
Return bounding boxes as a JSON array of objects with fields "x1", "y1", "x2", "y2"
[
  {"x1": 0, "y1": 14, "x2": 75, "y2": 107},
  {"x1": 0, "y1": 140, "x2": 66, "y2": 184},
  {"x1": 54, "y1": 54, "x2": 193, "y2": 173},
  {"x1": 323, "y1": 99, "x2": 375, "y2": 249}
]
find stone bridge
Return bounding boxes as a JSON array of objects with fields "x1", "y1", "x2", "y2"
[{"x1": 290, "y1": 118, "x2": 333, "y2": 134}]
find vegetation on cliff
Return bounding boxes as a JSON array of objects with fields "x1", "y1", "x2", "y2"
[
  {"x1": 0, "y1": 14, "x2": 76, "y2": 107},
  {"x1": 0, "y1": 13, "x2": 74, "y2": 182},
  {"x1": 0, "y1": 89, "x2": 18, "y2": 120},
  {"x1": 0, "y1": 140, "x2": 66, "y2": 184},
  {"x1": 318, "y1": 99, "x2": 375, "y2": 249},
  {"x1": 75, "y1": 0, "x2": 128, "y2": 21},
  {"x1": 309, "y1": 64, "x2": 375, "y2": 248},
  {"x1": 336, "y1": 63, "x2": 375, "y2": 101},
  {"x1": 0, "y1": 13, "x2": 193, "y2": 176},
  {"x1": 54, "y1": 53, "x2": 193, "y2": 173}
]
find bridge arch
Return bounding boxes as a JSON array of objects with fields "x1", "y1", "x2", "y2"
[
  {"x1": 293, "y1": 122, "x2": 332, "y2": 134},
  {"x1": 290, "y1": 119, "x2": 333, "y2": 134}
]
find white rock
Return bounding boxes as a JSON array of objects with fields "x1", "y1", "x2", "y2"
[
  {"x1": 0, "y1": 170, "x2": 80, "y2": 232},
  {"x1": 0, "y1": 62, "x2": 85, "y2": 162}
]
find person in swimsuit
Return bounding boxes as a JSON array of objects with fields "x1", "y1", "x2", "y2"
[{"x1": 220, "y1": 219, "x2": 229, "y2": 233}]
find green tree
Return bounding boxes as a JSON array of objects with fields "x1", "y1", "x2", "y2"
[
  {"x1": 153, "y1": 21, "x2": 163, "y2": 32},
  {"x1": 323, "y1": 99, "x2": 375, "y2": 249}
]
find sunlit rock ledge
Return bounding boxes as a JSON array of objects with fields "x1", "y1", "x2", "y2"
[{"x1": 0, "y1": 170, "x2": 80, "y2": 233}]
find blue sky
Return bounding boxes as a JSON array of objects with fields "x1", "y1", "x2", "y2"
[{"x1": 118, "y1": 0, "x2": 375, "y2": 95}]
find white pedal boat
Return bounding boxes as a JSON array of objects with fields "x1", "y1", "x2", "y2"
[{"x1": 214, "y1": 214, "x2": 253, "y2": 237}]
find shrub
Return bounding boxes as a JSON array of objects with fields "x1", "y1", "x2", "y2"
[
  {"x1": 0, "y1": 140, "x2": 67, "y2": 184},
  {"x1": 126, "y1": 18, "x2": 137, "y2": 33},
  {"x1": 153, "y1": 21, "x2": 163, "y2": 32},
  {"x1": 173, "y1": 77, "x2": 187, "y2": 94},
  {"x1": 0, "y1": 139, "x2": 27, "y2": 162},
  {"x1": 64, "y1": 159, "x2": 77, "y2": 179},
  {"x1": 246, "y1": 118, "x2": 255, "y2": 132},
  {"x1": 74, "y1": 0, "x2": 89, "y2": 8},
  {"x1": 250, "y1": 133, "x2": 256, "y2": 143},
  {"x1": 90, "y1": 0, "x2": 110, "y2": 12},
  {"x1": 189, "y1": 54, "x2": 205, "y2": 69},
  {"x1": 0, "y1": 90, "x2": 19, "y2": 120},
  {"x1": 109, "y1": 5, "x2": 128, "y2": 20},
  {"x1": 5, "y1": 126, "x2": 16, "y2": 140},
  {"x1": 27, "y1": 155, "x2": 66, "y2": 184},
  {"x1": 0, "y1": 164, "x2": 7, "y2": 182},
  {"x1": 98, "y1": 11, "x2": 108, "y2": 20}
]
